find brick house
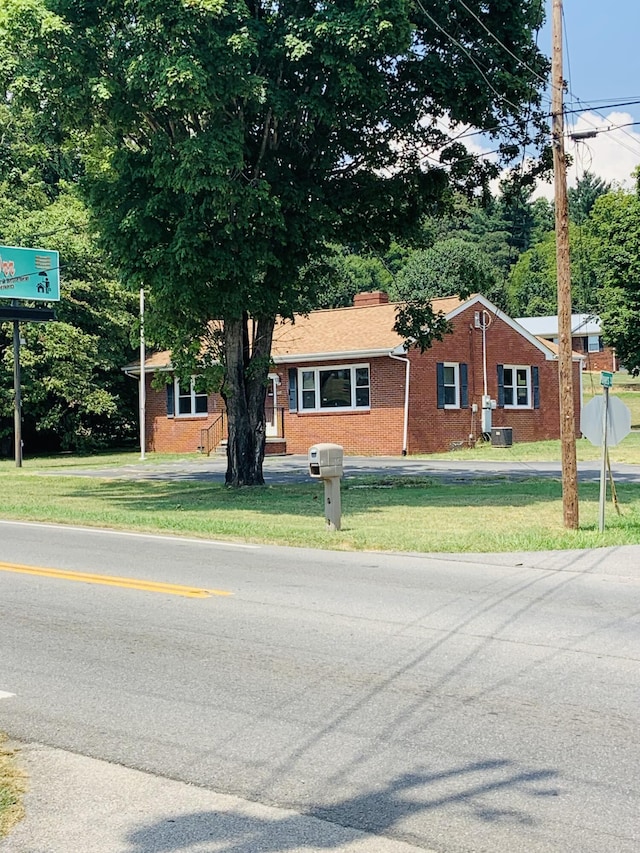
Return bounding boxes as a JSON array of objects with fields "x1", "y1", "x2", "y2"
[
  {"x1": 516, "y1": 313, "x2": 617, "y2": 373},
  {"x1": 126, "y1": 292, "x2": 583, "y2": 456}
]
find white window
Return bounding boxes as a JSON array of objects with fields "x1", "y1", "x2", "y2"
[
  {"x1": 176, "y1": 377, "x2": 208, "y2": 417},
  {"x1": 587, "y1": 335, "x2": 601, "y2": 353},
  {"x1": 299, "y1": 364, "x2": 370, "y2": 412},
  {"x1": 503, "y1": 366, "x2": 531, "y2": 408},
  {"x1": 442, "y1": 363, "x2": 460, "y2": 409}
]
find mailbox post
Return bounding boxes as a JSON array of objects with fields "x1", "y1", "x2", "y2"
[{"x1": 308, "y1": 443, "x2": 344, "y2": 531}]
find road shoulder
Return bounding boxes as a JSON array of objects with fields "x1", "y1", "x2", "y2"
[{"x1": 2, "y1": 742, "x2": 433, "y2": 853}]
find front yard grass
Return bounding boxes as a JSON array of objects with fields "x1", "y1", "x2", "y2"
[
  {"x1": 1, "y1": 465, "x2": 640, "y2": 552},
  {"x1": 0, "y1": 736, "x2": 25, "y2": 839}
]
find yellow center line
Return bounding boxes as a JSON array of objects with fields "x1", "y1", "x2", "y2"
[{"x1": 0, "y1": 561, "x2": 231, "y2": 599}]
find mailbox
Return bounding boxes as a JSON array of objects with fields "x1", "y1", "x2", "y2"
[{"x1": 308, "y1": 443, "x2": 344, "y2": 479}]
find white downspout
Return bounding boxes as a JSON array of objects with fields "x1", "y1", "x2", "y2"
[
  {"x1": 579, "y1": 356, "x2": 584, "y2": 433},
  {"x1": 389, "y1": 352, "x2": 410, "y2": 456}
]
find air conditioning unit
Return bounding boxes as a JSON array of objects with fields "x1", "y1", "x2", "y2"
[{"x1": 491, "y1": 427, "x2": 513, "y2": 447}]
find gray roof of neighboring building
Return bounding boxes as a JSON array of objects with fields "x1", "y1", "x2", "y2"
[{"x1": 516, "y1": 313, "x2": 601, "y2": 337}]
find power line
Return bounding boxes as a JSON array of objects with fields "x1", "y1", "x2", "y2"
[
  {"x1": 413, "y1": 0, "x2": 523, "y2": 114},
  {"x1": 384, "y1": 6, "x2": 640, "y2": 176},
  {"x1": 450, "y1": 0, "x2": 640, "y2": 160},
  {"x1": 564, "y1": 98, "x2": 640, "y2": 112},
  {"x1": 407, "y1": 6, "x2": 640, "y2": 168},
  {"x1": 560, "y1": 6, "x2": 640, "y2": 159},
  {"x1": 563, "y1": 99, "x2": 640, "y2": 115},
  {"x1": 566, "y1": 100, "x2": 640, "y2": 158},
  {"x1": 570, "y1": 121, "x2": 640, "y2": 139},
  {"x1": 452, "y1": 0, "x2": 549, "y2": 87}
]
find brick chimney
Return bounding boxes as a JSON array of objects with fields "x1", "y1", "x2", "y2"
[{"x1": 353, "y1": 290, "x2": 390, "y2": 307}]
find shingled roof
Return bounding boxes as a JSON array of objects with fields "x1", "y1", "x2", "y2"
[
  {"x1": 271, "y1": 295, "x2": 462, "y2": 362},
  {"x1": 128, "y1": 292, "x2": 574, "y2": 372}
]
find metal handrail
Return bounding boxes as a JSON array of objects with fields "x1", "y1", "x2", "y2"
[
  {"x1": 200, "y1": 406, "x2": 284, "y2": 456},
  {"x1": 199, "y1": 413, "x2": 226, "y2": 456}
]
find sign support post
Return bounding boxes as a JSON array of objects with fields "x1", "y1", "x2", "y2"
[
  {"x1": 598, "y1": 383, "x2": 609, "y2": 532},
  {"x1": 581, "y1": 370, "x2": 630, "y2": 533},
  {"x1": 12, "y1": 301, "x2": 22, "y2": 468}
]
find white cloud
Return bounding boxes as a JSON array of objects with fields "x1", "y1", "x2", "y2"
[
  {"x1": 534, "y1": 110, "x2": 640, "y2": 199},
  {"x1": 415, "y1": 111, "x2": 640, "y2": 201}
]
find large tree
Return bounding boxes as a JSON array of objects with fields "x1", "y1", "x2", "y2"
[
  {"x1": 27, "y1": 0, "x2": 548, "y2": 483},
  {"x1": 589, "y1": 182, "x2": 640, "y2": 372},
  {"x1": 0, "y1": 191, "x2": 139, "y2": 453},
  {"x1": 0, "y1": 1, "x2": 138, "y2": 454},
  {"x1": 389, "y1": 237, "x2": 499, "y2": 304}
]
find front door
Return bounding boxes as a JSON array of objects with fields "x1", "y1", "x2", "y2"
[{"x1": 266, "y1": 374, "x2": 278, "y2": 437}]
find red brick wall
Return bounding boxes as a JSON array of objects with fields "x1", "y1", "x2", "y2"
[
  {"x1": 280, "y1": 358, "x2": 406, "y2": 455},
  {"x1": 145, "y1": 304, "x2": 583, "y2": 455},
  {"x1": 280, "y1": 305, "x2": 582, "y2": 455},
  {"x1": 406, "y1": 305, "x2": 582, "y2": 453},
  {"x1": 145, "y1": 377, "x2": 226, "y2": 453},
  {"x1": 580, "y1": 347, "x2": 618, "y2": 373}
]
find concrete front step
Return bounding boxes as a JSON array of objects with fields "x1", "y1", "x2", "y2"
[{"x1": 214, "y1": 439, "x2": 287, "y2": 456}]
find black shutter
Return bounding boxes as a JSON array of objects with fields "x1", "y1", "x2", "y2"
[
  {"x1": 460, "y1": 363, "x2": 469, "y2": 409},
  {"x1": 166, "y1": 380, "x2": 175, "y2": 416},
  {"x1": 288, "y1": 368, "x2": 298, "y2": 412},
  {"x1": 497, "y1": 365, "x2": 505, "y2": 408},
  {"x1": 532, "y1": 366, "x2": 540, "y2": 409},
  {"x1": 437, "y1": 362, "x2": 445, "y2": 409}
]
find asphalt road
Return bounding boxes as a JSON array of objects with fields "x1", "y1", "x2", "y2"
[{"x1": 1, "y1": 520, "x2": 639, "y2": 852}]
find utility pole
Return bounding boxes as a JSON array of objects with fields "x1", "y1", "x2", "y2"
[
  {"x1": 139, "y1": 288, "x2": 146, "y2": 461},
  {"x1": 552, "y1": 0, "x2": 579, "y2": 528}
]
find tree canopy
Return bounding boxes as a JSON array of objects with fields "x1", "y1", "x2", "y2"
[
  {"x1": 0, "y1": 188, "x2": 139, "y2": 452},
  {"x1": 589, "y1": 181, "x2": 640, "y2": 373},
  {"x1": 14, "y1": 0, "x2": 549, "y2": 480},
  {"x1": 0, "y1": 1, "x2": 138, "y2": 453},
  {"x1": 390, "y1": 238, "x2": 498, "y2": 304}
]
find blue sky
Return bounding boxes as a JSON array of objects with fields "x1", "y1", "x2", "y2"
[
  {"x1": 536, "y1": 0, "x2": 640, "y2": 190},
  {"x1": 540, "y1": 0, "x2": 640, "y2": 121}
]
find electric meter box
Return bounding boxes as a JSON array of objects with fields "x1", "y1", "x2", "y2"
[{"x1": 308, "y1": 443, "x2": 344, "y2": 479}]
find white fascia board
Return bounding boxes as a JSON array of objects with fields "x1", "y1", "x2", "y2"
[
  {"x1": 121, "y1": 363, "x2": 173, "y2": 376},
  {"x1": 272, "y1": 348, "x2": 394, "y2": 365},
  {"x1": 447, "y1": 294, "x2": 559, "y2": 361}
]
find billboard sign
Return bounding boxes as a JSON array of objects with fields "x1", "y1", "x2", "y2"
[{"x1": 0, "y1": 245, "x2": 60, "y2": 302}]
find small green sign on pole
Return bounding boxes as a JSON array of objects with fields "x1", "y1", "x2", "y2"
[{"x1": 600, "y1": 371, "x2": 613, "y2": 388}]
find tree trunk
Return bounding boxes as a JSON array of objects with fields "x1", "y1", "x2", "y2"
[{"x1": 222, "y1": 313, "x2": 276, "y2": 486}]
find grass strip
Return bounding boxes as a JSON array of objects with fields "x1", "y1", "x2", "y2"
[
  {"x1": 0, "y1": 735, "x2": 25, "y2": 839},
  {"x1": 1, "y1": 469, "x2": 640, "y2": 552}
]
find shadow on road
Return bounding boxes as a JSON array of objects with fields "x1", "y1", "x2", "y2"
[{"x1": 125, "y1": 760, "x2": 560, "y2": 852}]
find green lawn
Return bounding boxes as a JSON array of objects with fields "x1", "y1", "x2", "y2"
[
  {"x1": 3, "y1": 388, "x2": 640, "y2": 556},
  {"x1": 0, "y1": 737, "x2": 24, "y2": 839},
  {"x1": 1, "y1": 459, "x2": 639, "y2": 552}
]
